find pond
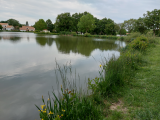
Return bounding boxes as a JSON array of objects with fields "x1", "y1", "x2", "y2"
[{"x1": 0, "y1": 32, "x2": 126, "y2": 120}]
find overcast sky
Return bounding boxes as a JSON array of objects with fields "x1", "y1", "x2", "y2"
[{"x1": 0, "y1": 0, "x2": 159, "y2": 26}]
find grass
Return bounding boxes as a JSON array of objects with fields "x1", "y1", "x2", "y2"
[
  {"x1": 35, "y1": 31, "x2": 160, "y2": 120},
  {"x1": 122, "y1": 40, "x2": 160, "y2": 119}
]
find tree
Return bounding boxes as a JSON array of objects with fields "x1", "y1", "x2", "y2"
[
  {"x1": 123, "y1": 19, "x2": 137, "y2": 33},
  {"x1": 26, "y1": 21, "x2": 29, "y2": 26},
  {"x1": 7, "y1": 19, "x2": 20, "y2": 27},
  {"x1": 0, "y1": 20, "x2": 7, "y2": 23},
  {"x1": 97, "y1": 18, "x2": 109, "y2": 34},
  {"x1": 0, "y1": 25, "x2": 2, "y2": 30},
  {"x1": 91, "y1": 17, "x2": 100, "y2": 34},
  {"x1": 34, "y1": 19, "x2": 47, "y2": 31},
  {"x1": 55, "y1": 12, "x2": 73, "y2": 32},
  {"x1": 105, "y1": 18, "x2": 116, "y2": 35},
  {"x1": 134, "y1": 17, "x2": 148, "y2": 34},
  {"x1": 46, "y1": 19, "x2": 54, "y2": 32},
  {"x1": 119, "y1": 29, "x2": 126, "y2": 35},
  {"x1": 143, "y1": 9, "x2": 160, "y2": 36},
  {"x1": 77, "y1": 13, "x2": 96, "y2": 33},
  {"x1": 72, "y1": 12, "x2": 84, "y2": 32},
  {"x1": 114, "y1": 23, "x2": 125, "y2": 34}
]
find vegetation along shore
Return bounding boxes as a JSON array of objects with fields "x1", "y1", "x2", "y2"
[{"x1": 35, "y1": 29, "x2": 160, "y2": 120}]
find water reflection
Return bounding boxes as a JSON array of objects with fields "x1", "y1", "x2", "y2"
[
  {"x1": 54, "y1": 36, "x2": 120, "y2": 56},
  {"x1": 1, "y1": 36, "x2": 21, "y2": 43},
  {"x1": 36, "y1": 36, "x2": 54, "y2": 47},
  {"x1": 0, "y1": 32, "x2": 127, "y2": 120}
]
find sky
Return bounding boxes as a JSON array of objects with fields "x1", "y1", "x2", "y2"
[{"x1": 0, "y1": 0, "x2": 160, "y2": 26}]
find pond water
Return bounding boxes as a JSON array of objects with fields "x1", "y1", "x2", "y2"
[{"x1": 0, "y1": 32, "x2": 126, "y2": 120}]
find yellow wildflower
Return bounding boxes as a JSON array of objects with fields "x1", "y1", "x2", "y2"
[
  {"x1": 40, "y1": 105, "x2": 45, "y2": 109},
  {"x1": 49, "y1": 111, "x2": 54, "y2": 114},
  {"x1": 48, "y1": 98, "x2": 50, "y2": 101},
  {"x1": 61, "y1": 85, "x2": 62, "y2": 88},
  {"x1": 62, "y1": 109, "x2": 65, "y2": 112},
  {"x1": 43, "y1": 110, "x2": 46, "y2": 113},
  {"x1": 100, "y1": 64, "x2": 102, "y2": 67},
  {"x1": 61, "y1": 114, "x2": 63, "y2": 116}
]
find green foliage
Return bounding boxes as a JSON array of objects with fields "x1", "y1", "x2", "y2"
[
  {"x1": 84, "y1": 33, "x2": 91, "y2": 37},
  {"x1": 134, "y1": 17, "x2": 148, "y2": 34},
  {"x1": 7, "y1": 19, "x2": 20, "y2": 27},
  {"x1": 59, "y1": 31, "x2": 71, "y2": 35},
  {"x1": 34, "y1": 19, "x2": 47, "y2": 31},
  {"x1": 124, "y1": 32, "x2": 141, "y2": 42},
  {"x1": 46, "y1": 19, "x2": 54, "y2": 32},
  {"x1": 143, "y1": 9, "x2": 160, "y2": 35},
  {"x1": 77, "y1": 13, "x2": 96, "y2": 33},
  {"x1": 119, "y1": 29, "x2": 126, "y2": 35},
  {"x1": 55, "y1": 13, "x2": 73, "y2": 32},
  {"x1": 123, "y1": 19, "x2": 137, "y2": 33},
  {"x1": 105, "y1": 19, "x2": 116, "y2": 35},
  {"x1": 0, "y1": 25, "x2": 2, "y2": 30},
  {"x1": 71, "y1": 32, "x2": 77, "y2": 36},
  {"x1": 72, "y1": 12, "x2": 84, "y2": 32},
  {"x1": 130, "y1": 36, "x2": 148, "y2": 51},
  {"x1": 36, "y1": 63, "x2": 102, "y2": 120}
]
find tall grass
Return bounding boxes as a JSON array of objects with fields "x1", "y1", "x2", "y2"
[
  {"x1": 36, "y1": 32, "x2": 155, "y2": 119},
  {"x1": 35, "y1": 62, "x2": 103, "y2": 120}
]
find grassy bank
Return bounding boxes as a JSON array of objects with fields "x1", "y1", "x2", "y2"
[
  {"x1": 118, "y1": 39, "x2": 160, "y2": 119},
  {"x1": 35, "y1": 32, "x2": 159, "y2": 120}
]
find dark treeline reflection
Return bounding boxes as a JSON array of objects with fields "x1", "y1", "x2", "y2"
[
  {"x1": 36, "y1": 37, "x2": 55, "y2": 46},
  {"x1": 1, "y1": 36, "x2": 21, "y2": 43},
  {"x1": 54, "y1": 36, "x2": 119, "y2": 56}
]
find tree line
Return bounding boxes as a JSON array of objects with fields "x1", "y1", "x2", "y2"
[
  {"x1": 33, "y1": 9, "x2": 160, "y2": 36},
  {"x1": 1, "y1": 9, "x2": 160, "y2": 36}
]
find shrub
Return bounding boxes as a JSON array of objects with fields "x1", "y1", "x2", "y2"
[
  {"x1": 84, "y1": 33, "x2": 91, "y2": 37},
  {"x1": 130, "y1": 36, "x2": 148, "y2": 51},
  {"x1": 120, "y1": 37, "x2": 124, "y2": 40},
  {"x1": 124, "y1": 32, "x2": 141, "y2": 42},
  {"x1": 71, "y1": 32, "x2": 77, "y2": 36}
]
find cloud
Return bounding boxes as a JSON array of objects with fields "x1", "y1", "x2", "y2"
[{"x1": 0, "y1": 0, "x2": 159, "y2": 25}]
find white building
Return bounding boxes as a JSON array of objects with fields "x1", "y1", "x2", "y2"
[
  {"x1": 0, "y1": 23, "x2": 14, "y2": 30},
  {"x1": 42, "y1": 29, "x2": 50, "y2": 33}
]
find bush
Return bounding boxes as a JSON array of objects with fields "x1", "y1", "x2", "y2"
[
  {"x1": 120, "y1": 37, "x2": 124, "y2": 40},
  {"x1": 124, "y1": 32, "x2": 141, "y2": 42},
  {"x1": 71, "y1": 32, "x2": 77, "y2": 36},
  {"x1": 84, "y1": 33, "x2": 91, "y2": 37},
  {"x1": 130, "y1": 36, "x2": 148, "y2": 51}
]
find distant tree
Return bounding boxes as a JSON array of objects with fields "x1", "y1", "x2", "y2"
[
  {"x1": 55, "y1": 12, "x2": 73, "y2": 32},
  {"x1": 123, "y1": 19, "x2": 137, "y2": 33},
  {"x1": 7, "y1": 19, "x2": 20, "y2": 27},
  {"x1": 72, "y1": 12, "x2": 84, "y2": 32},
  {"x1": 119, "y1": 28, "x2": 126, "y2": 35},
  {"x1": 143, "y1": 9, "x2": 160, "y2": 36},
  {"x1": 19, "y1": 24, "x2": 22, "y2": 27},
  {"x1": 105, "y1": 18, "x2": 116, "y2": 35},
  {"x1": 91, "y1": 17, "x2": 100, "y2": 34},
  {"x1": 0, "y1": 20, "x2": 8, "y2": 23},
  {"x1": 34, "y1": 19, "x2": 47, "y2": 31},
  {"x1": 46, "y1": 19, "x2": 54, "y2": 32},
  {"x1": 134, "y1": 17, "x2": 148, "y2": 34},
  {"x1": 97, "y1": 18, "x2": 109, "y2": 34},
  {"x1": 0, "y1": 25, "x2": 2, "y2": 30},
  {"x1": 26, "y1": 21, "x2": 29, "y2": 26},
  {"x1": 77, "y1": 13, "x2": 96, "y2": 33}
]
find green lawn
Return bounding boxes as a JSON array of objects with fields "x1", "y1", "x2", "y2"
[{"x1": 106, "y1": 40, "x2": 160, "y2": 120}]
